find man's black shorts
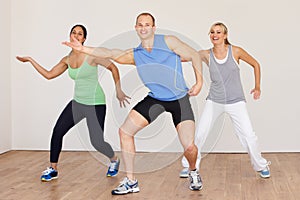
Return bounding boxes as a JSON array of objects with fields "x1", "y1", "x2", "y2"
[{"x1": 132, "y1": 94, "x2": 194, "y2": 127}]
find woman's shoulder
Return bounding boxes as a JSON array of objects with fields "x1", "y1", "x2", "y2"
[
  {"x1": 231, "y1": 45, "x2": 245, "y2": 52},
  {"x1": 199, "y1": 49, "x2": 210, "y2": 54},
  {"x1": 199, "y1": 49, "x2": 210, "y2": 58},
  {"x1": 231, "y1": 45, "x2": 247, "y2": 56},
  {"x1": 198, "y1": 49, "x2": 210, "y2": 64},
  {"x1": 60, "y1": 55, "x2": 69, "y2": 65}
]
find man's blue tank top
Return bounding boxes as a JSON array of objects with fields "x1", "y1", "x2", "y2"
[{"x1": 133, "y1": 34, "x2": 188, "y2": 101}]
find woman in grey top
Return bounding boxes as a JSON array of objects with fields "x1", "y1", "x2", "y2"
[{"x1": 181, "y1": 22, "x2": 271, "y2": 182}]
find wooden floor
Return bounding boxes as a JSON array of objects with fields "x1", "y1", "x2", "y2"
[{"x1": 0, "y1": 151, "x2": 299, "y2": 200}]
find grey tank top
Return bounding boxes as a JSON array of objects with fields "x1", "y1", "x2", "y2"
[{"x1": 207, "y1": 45, "x2": 246, "y2": 104}]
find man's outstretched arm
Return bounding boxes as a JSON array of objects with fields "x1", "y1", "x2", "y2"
[{"x1": 62, "y1": 35, "x2": 135, "y2": 65}]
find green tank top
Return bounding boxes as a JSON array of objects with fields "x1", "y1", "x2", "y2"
[{"x1": 68, "y1": 57, "x2": 105, "y2": 105}]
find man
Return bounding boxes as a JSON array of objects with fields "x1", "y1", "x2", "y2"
[{"x1": 63, "y1": 12, "x2": 203, "y2": 195}]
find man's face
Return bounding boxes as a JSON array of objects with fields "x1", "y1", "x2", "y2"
[{"x1": 135, "y1": 15, "x2": 156, "y2": 40}]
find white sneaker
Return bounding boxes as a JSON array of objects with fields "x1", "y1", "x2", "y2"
[
  {"x1": 179, "y1": 167, "x2": 189, "y2": 178},
  {"x1": 111, "y1": 177, "x2": 140, "y2": 195},
  {"x1": 189, "y1": 169, "x2": 203, "y2": 191}
]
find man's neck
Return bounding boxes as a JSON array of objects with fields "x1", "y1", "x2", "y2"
[{"x1": 141, "y1": 35, "x2": 155, "y2": 52}]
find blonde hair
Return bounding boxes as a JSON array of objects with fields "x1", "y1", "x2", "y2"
[{"x1": 209, "y1": 22, "x2": 230, "y2": 45}]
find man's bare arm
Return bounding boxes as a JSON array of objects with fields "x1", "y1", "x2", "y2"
[
  {"x1": 165, "y1": 35, "x2": 203, "y2": 96},
  {"x1": 62, "y1": 35, "x2": 135, "y2": 65}
]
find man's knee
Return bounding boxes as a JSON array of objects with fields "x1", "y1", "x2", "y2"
[
  {"x1": 185, "y1": 143, "x2": 197, "y2": 153},
  {"x1": 119, "y1": 126, "x2": 133, "y2": 140}
]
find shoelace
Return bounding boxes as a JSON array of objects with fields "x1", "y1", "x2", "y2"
[
  {"x1": 109, "y1": 161, "x2": 118, "y2": 172},
  {"x1": 118, "y1": 177, "x2": 137, "y2": 187},
  {"x1": 190, "y1": 172, "x2": 200, "y2": 184},
  {"x1": 120, "y1": 178, "x2": 127, "y2": 184},
  {"x1": 42, "y1": 167, "x2": 53, "y2": 175},
  {"x1": 117, "y1": 177, "x2": 129, "y2": 188}
]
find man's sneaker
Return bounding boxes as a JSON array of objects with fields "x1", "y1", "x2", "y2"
[
  {"x1": 111, "y1": 177, "x2": 140, "y2": 195},
  {"x1": 260, "y1": 161, "x2": 271, "y2": 178},
  {"x1": 41, "y1": 167, "x2": 58, "y2": 182},
  {"x1": 106, "y1": 157, "x2": 120, "y2": 177},
  {"x1": 188, "y1": 169, "x2": 203, "y2": 191},
  {"x1": 179, "y1": 167, "x2": 189, "y2": 178}
]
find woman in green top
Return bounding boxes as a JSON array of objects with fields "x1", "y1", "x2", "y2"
[{"x1": 16, "y1": 24, "x2": 130, "y2": 181}]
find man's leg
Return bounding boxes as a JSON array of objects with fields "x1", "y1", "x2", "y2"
[
  {"x1": 111, "y1": 110, "x2": 148, "y2": 195},
  {"x1": 119, "y1": 110, "x2": 149, "y2": 180},
  {"x1": 177, "y1": 120, "x2": 202, "y2": 190},
  {"x1": 177, "y1": 120, "x2": 197, "y2": 171},
  {"x1": 181, "y1": 100, "x2": 224, "y2": 170}
]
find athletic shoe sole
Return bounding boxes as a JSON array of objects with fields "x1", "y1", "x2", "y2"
[
  {"x1": 179, "y1": 168, "x2": 189, "y2": 178},
  {"x1": 260, "y1": 173, "x2": 270, "y2": 178},
  {"x1": 106, "y1": 172, "x2": 118, "y2": 177},
  {"x1": 111, "y1": 187, "x2": 140, "y2": 195},
  {"x1": 107, "y1": 174, "x2": 116, "y2": 177},
  {"x1": 41, "y1": 176, "x2": 58, "y2": 182},
  {"x1": 180, "y1": 174, "x2": 189, "y2": 178}
]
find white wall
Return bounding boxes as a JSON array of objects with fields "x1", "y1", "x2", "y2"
[
  {"x1": 0, "y1": 0, "x2": 12, "y2": 154},
  {"x1": 10, "y1": 0, "x2": 300, "y2": 153}
]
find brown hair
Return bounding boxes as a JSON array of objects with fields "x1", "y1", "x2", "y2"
[
  {"x1": 70, "y1": 24, "x2": 87, "y2": 45},
  {"x1": 136, "y1": 12, "x2": 156, "y2": 26}
]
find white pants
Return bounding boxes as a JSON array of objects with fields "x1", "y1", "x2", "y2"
[{"x1": 182, "y1": 100, "x2": 268, "y2": 171}]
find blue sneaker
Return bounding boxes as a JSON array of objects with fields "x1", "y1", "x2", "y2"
[
  {"x1": 106, "y1": 157, "x2": 120, "y2": 177},
  {"x1": 260, "y1": 161, "x2": 271, "y2": 178},
  {"x1": 41, "y1": 167, "x2": 58, "y2": 181},
  {"x1": 111, "y1": 177, "x2": 140, "y2": 195}
]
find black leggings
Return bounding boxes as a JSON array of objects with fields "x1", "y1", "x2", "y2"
[{"x1": 50, "y1": 100, "x2": 114, "y2": 163}]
